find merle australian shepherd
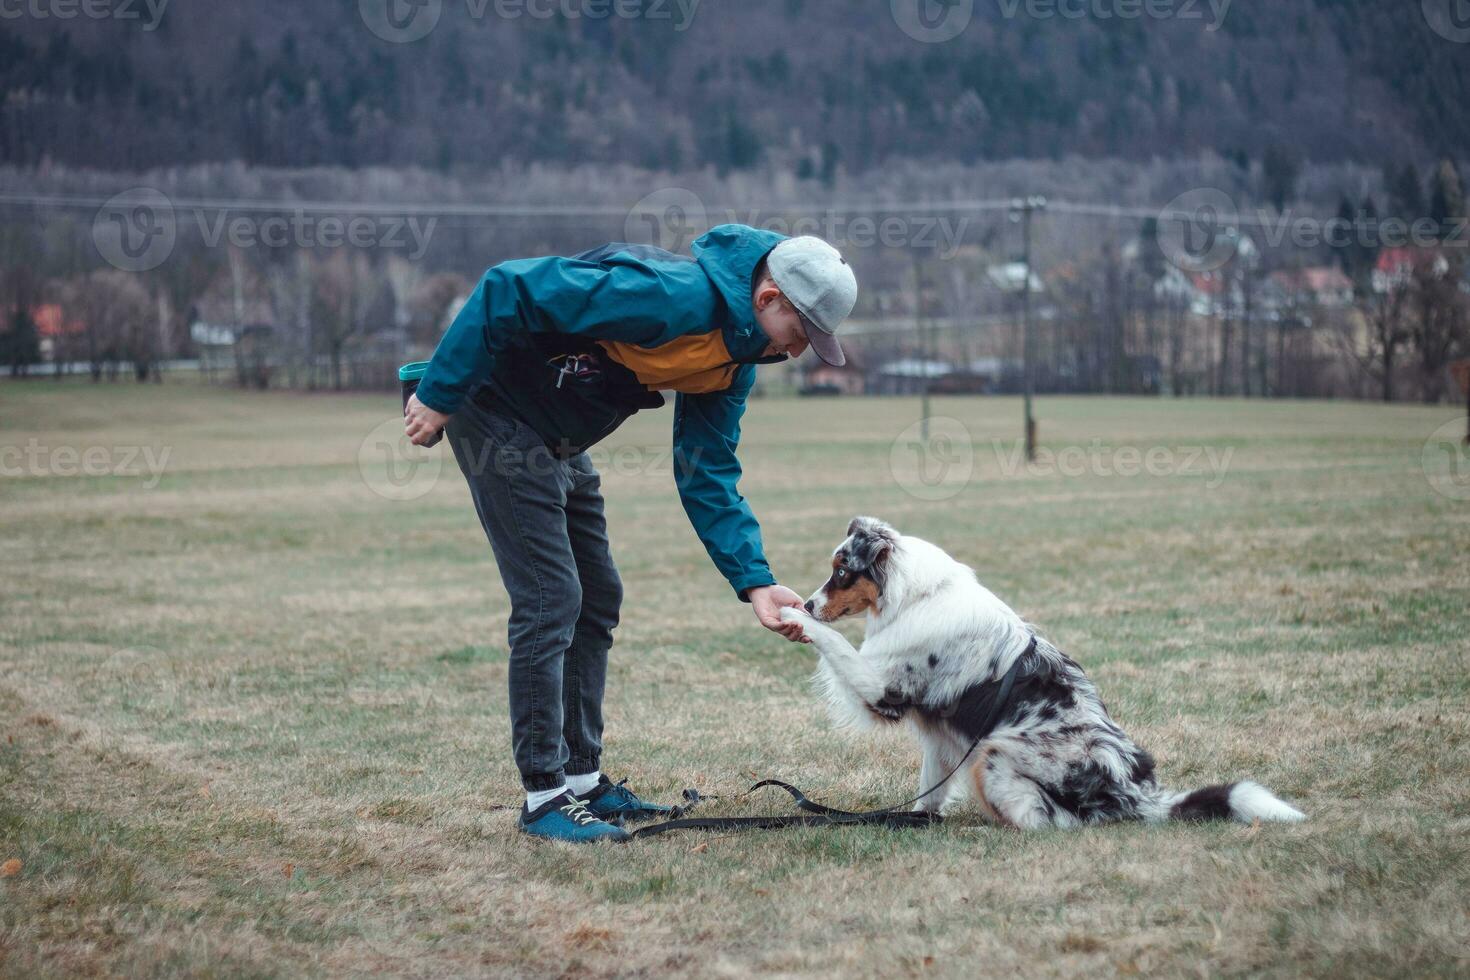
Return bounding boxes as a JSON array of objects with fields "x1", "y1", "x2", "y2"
[{"x1": 780, "y1": 517, "x2": 1306, "y2": 829}]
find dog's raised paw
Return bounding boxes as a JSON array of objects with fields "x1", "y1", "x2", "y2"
[{"x1": 779, "y1": 606, "x2": 809, "y2": 624}]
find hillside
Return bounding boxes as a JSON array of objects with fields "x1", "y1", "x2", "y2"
[{"x1": 1, "y1": 0, "x2": 1465, "y2": 174}]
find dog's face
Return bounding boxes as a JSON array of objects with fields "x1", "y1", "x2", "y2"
[{"x1": 802, "y1": 516, "x2": 898, "y2": 622}]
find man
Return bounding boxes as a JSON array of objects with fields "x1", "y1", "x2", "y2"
[{"x1": 404, "y1": 224, "x2": 857, "y2": 842}]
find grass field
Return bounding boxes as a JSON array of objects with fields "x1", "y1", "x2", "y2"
[{"x1": 2, "y1": 380, "x2": 1468, "y2": 978}]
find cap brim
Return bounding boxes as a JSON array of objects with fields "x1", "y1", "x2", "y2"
[{"x1": 801, "y1": 318, "x2": 846, "y2": 367}]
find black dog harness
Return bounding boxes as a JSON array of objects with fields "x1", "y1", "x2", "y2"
[{"x1": 629, "y1": 637, "x2": 1037, "y2": 840}]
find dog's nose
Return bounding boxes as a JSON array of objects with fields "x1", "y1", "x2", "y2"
[{"x1": 804, "y1": 600, "x2": 814, "y2": 612}]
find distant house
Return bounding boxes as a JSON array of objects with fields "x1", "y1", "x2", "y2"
[
  {"x1": 870, "y1": 357, "x2": 954, "y2": 396},
  {"x1": 1374, "y1": 247, "x2": 1450, "y2": 294},
  {"x1": 929, "y1": 357, "x2": 1023, "y2": 395},
  {"x1": 800, "y1": 349, "x2": 864, "y2": 396},
  {"x1": 1153, "y1": 267, "x2": 1235, "y2": 317},
  {"x1": 1268, "y1": 267, "x2": 1354, "y2": 309},
  {"x1": 32, "y1": 305, "x2": 84, "y2": 362},
  {"x1": 985, "y1": 262, "x2": 1045, "y2": 294},
  {"x1": 190, "y1": 319, "x2": 276, "y2": 387}
]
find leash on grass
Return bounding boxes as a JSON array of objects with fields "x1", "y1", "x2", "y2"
[{"x1": 628, "y1": 638, "x2": 1033, "y2": 840}]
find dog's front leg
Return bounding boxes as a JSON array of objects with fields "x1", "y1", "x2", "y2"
[
  {"x1": 779, "y1": 608, "x2": 886, "y2": 704},
  {"x1": 914, "y1": 737, "x2": 956, "y2": 814}
]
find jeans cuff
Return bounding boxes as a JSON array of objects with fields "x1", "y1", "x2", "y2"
[
  {"x1": 521, "y1": 770, "x2": 567, "y2": 792},
  {"x1": 565, "y1": 757, "x2": 601, "y2": 778}
]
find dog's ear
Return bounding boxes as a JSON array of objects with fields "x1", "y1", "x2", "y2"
[
  {"x1": 846, "y1": 517, "x2": 898, "y2": 591},
  {"x1": 846, "y1": 516, "x2": 898, "y2": 541}
]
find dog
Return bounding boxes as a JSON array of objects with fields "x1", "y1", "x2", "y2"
[{"x1": 778, "y1": 517, "x2": 1306, "y2": 829}]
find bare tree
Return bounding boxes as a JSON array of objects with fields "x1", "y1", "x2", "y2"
[
  {"x1": 58, "y1": 270, "x2": 154, "y2": 382},
  {"x1": 1359, "y1": 283, "x2": 1412, "y2": 402},
  {"x1": 409, "y1": 272, "x2": 472, "y2": 346},
  {"x1": 1408, "y1": 252, "x2": 1468, "y2": 403},
  {"x1": 311, "y1": 250, "x2": 382, "y2": 390}
]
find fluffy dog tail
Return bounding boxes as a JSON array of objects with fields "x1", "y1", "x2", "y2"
[{"x1": 1168, "y1": 781, "x2": 1305, "y2": 824}]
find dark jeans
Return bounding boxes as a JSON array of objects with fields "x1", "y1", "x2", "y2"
[{"x1": 445, "y1": 397, "x2": 623, "y2": 792}]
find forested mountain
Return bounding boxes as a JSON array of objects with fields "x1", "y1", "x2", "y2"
[{"x1": 1, "y1": 0, "x2": 1465, "y2": 174}]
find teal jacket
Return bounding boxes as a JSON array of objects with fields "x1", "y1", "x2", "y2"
[{"x1": 417, "y1": 224, "x2": 789, "y2": 599}]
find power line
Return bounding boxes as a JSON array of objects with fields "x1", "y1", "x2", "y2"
[{"x1": 0, "y1": 191, "x2": 1349, "y2": 229}]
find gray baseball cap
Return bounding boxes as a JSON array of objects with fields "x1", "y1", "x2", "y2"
[{"x1": 767, "y1": 236, "x2": 858, "y2": 367}]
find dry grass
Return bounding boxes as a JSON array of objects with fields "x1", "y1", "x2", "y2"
[{"x1": 2, "y1": 379, "x2": 1468, "y2": 979}]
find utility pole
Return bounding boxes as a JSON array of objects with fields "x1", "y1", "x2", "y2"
[
  {"x1": 914, "y1": 249, "x2": 929, "y2": 442},
  {"x1": 1011, "y1": 197, "x2": 1046, "y2": 461}
]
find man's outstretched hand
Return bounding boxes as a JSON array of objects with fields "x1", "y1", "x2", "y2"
[
  {"x1": 404, "y1": 393, "x2": 450, "y2": 447},
  {"x1": 749, "y1": 584, "x2": 811, "y2": 643}
]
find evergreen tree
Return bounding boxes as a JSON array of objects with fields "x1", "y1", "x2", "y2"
[
  {"x1": 1389, "y1": 162, "x2": 1425, "y2": 220},
  {"x1": 3, "y1": 306, "x2": 41, "y2": 376},
  {"x1": 820, "y1": 140, "x2": 840, "y2": 188},
  {"x1": 1428, "y1": 158, "x2": 1465, "y2": 236},
  {"x1": 1262, "y1": 145, "x2": 1300, "y2": 211},
  {"x1": 1356, "y1": 196, "x2": 1381, "y2": 295},
  {"x1": 1333, "y1": 194, "x2": 1356, "y2": 274}
]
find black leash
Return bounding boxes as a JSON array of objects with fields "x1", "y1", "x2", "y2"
[{"x1": 629, "y1": 638, "x2": 1034, "y2": 840}]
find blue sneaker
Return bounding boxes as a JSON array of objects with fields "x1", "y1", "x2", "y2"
[
  {"x1": 580, "y1": 776, "x2": 675, "y2": 824},
  {"x1": 518, "y1": 792, "x2": 630, "y2": 843}
]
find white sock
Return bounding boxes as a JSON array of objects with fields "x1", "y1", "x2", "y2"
[
  {"x1": 566, "y1": 771, "x2": 602, "y2": 797},
  {"x1": 526, "y1": 784, "x2": 568, "y2": 812}
]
